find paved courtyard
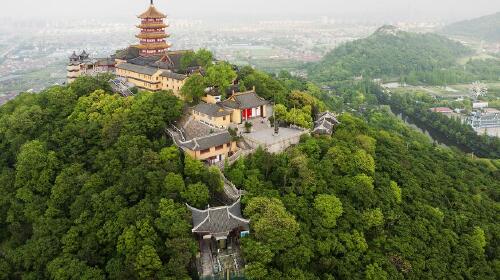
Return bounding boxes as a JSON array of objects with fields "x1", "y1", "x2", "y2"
[{"x1": 243, "y1": 127, "x2": 308, "y2": 153}]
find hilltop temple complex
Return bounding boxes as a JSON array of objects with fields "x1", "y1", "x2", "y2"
[
  {"x1": 64, "y1": 2, "x2": 339, "y2": 279},
  {"x1": 66, "y1": 0, "x2": 198, "y2": 96}
]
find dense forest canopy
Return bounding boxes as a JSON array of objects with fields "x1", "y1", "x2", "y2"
[
  {"x1": 0, "y1": 75, "x2": 231, "y2": 279},
  {"x1": 0, "y1": 66, "x2": 320, "y2": 279},
  {"x1": 0, "y1": 59, "x2": 498, "y2": 280},
  {"x1": 307, "y1": 26, "x2": 472, "y2": 83},
  {"x1": 441, "y1": 12, "x2": 500, "y2": 42},
  {"x1": 306, "y1": 26, "x2": 500, "y2": 86},
  {"x1": 227, "y1": 111, "x2": 499, "y2": 279}
]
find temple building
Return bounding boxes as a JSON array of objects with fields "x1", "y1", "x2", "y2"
[
  {"x1": 192, "y1": 89, "x2": 270, "y2": 128},
  {"x1": 179, "y1": 131, "x2": 238, "y2": 165},
  {"x1": 188, "y1": 199, "x2": 249, "y2": 278},
  {"x1": 135, "y1": 0, "x2": 171, "y2": 56},
  {"x1": 312, "y1": 111, "x2": 340, "y2": 135},
  {"x1": 66, "y1": 0, "x2": 200, "y2": 97},
  {"x1": 66, "y1": 51, "x2": 115, "y2": 84},
  {"x1": 188, "y1": 199, "x2": 249, "y2": 245}
]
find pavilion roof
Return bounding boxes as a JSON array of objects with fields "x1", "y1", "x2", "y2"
[
  {"x1": 187, "y1": 198, "x2": 249, "y2": 237},
  {"x1": 312, "y1": 111, "x2": 340, "y2": 135},
  {"x1": 315, "y1": 112, "x2": 340, "y2": 125}
]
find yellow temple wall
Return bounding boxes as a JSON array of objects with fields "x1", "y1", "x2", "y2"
[
  {"x1": 230, "y1": 109, "x2": 242, "y2": 124},
  {"x1": 186, "y1": 142, "x2": 238, "y2": 161},
  {"x1": 192, "y1": 110, "x2": 232, "y2": 128},
  {"x1": 160, "y1": 76, "x2": 185, "y2": 97},
  {"x1": 116, "y1": 68, "x2": 163, "y2": 91}
]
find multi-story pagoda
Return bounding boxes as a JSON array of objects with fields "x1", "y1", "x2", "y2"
[{"x1": 136, "y1": 0, "x2": 171, "y2": 56}]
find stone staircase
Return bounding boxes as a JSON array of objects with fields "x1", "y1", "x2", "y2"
[{"x1": 109, "y1": 79, "x2": 134, "y2": 97}]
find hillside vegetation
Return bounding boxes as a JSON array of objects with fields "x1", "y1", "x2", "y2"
[
  {"x1": 441, "y1": 12, "x2": 500, "y2": 42},
  {"x1": 0, "y1": 67, "x2": 322, "y2": 279},
  {"x1": 0, "y1": 75, "x2": 226, "y2": 279},
  {"x1": 0, "y1": 71, "x2": 498, "y2": 280},
  {"x1": 307, "y1": 26, "x2": 471, "y2": 83},
  {"x1": 228, "y1": 111, "x2": 499, "y2": 279}
]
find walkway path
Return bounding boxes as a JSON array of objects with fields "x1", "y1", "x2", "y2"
[
  {"x1": 200, "y1": 240, "x2": 214, "y2": 277},
  {"x1": 166, "y1": 125, "x2": 245, "y2": 204}
]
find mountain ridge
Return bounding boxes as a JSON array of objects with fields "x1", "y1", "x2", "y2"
[
  {"x1": 441, "y1": 12, "x2": 500, "y2": 42},
  {"x1": 307, "y1": 26, "x2": 471, "y2": 82}
]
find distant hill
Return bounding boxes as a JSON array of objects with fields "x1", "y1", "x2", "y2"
[
  {"x1": 308, "y1": 25, "x2": 472, "y2": 82},
  {"x1": 441, "y1": 12, "x2": 500, "y2": 42}
]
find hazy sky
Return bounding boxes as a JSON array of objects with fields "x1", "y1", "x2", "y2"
[{"x1": 2, "y1": 0, "x2": 499, "y2": 22}]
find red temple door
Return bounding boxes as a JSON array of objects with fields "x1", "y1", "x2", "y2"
[{"x1": 243, "y1": 108, "x2": 252, "y2": 119}]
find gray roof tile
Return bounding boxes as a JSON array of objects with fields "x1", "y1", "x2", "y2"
[
  {"x1": 181, "y1": 131, "x2": 232, "y2": 151},
  {"x1": 222, "y1": 91, "x2": 268, "y2": 110},
  {"x1": 116, "y1": 63, "x2": 159, "y2": 76},
  {"x1": 187, "y1": 199, "x2": 249, "y2": 236},
  {"x1": 193, "y1": 103, "x2": 232, "y2": 117}
]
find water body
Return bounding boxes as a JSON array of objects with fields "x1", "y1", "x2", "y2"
[{"x1": 391, "y1": 108, "x2": 473, "y2": 154}]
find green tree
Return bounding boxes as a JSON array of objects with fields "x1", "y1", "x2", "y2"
[
  {"x1": 244, "y1": 197, "x2": 299, "y2": 251},
  {"x1": 47, "y1": 256, "x2": 105, "y2": 280},
  {"x1": 181, "y1": 182, "x2": 209, "y2": 208},
  {"x1": 245, "y1": 262, "x2": 268, "y2": 280},
  {"x1": 155, "y1": 198, "x2": 191, "y2": 238},
  {"x1": 135, "y1": 245, "x2": 162, "y2": 279},
  {"x1": 184, "y1": 156, "x2": 205, "y2": 182},
  {"x1": 390, "y1": 181, "x2": 402, "y2": 204},
  {"x1": 159, "y1": 146, "x2": 182, "y2": 173},
  {"x1": 314, "y1": 194, "x2": 343, "y2": 228},
  {"x1": 69, "y1": 74, "x2": 113, "y2": 98},
  {"x1": 15, "y1": 140, "x2": 58, "y2": 221},
  {"x1": 365, "y1": 263, "x2": 388, "y2": 280},
  {"x1": 468, "y1": 226, "x2": 487, "y2": 257},
  {"x1": 205, "y1": 62, "x2": 237, "y2": 94},
  {"x1": 180, "y1": 74, "x2": 206, "y2": 103},
  {"x1": 164, "y1": 173, "x2": 185, "y2": 198},
  {"x1": 194, "y1": 49, "x2": 214, "y2": 68},
  {"x1": 362, "y1": 208, "x2": 384, "y2": 229}
]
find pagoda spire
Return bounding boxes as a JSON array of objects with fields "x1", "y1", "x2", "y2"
[{"x1": 150, "y1": 0, "x2": 153, "y2": 5}]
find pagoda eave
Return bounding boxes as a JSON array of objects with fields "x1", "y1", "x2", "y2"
[
  {"x1": 136, "y1": 43, "x2": 172, "y2": 50},
  {"x1": 136, "y1": 23, "x2": 168, "y2": 29},
  {"x1": 136, "y1": 33, "x2": 169, "y2": 39}
]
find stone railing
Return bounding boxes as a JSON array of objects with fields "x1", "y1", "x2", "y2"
[{"x1": 221, "y1": 173, "x2": 242, "y2": 202}]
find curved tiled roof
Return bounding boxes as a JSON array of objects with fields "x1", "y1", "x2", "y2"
[
  {"x1": 160, "y1": 71, "x2": 187, "y2": 80},
  {"x1": 116, "y1": 62, "x2": 159, "y2": 76},
  {"x1": 181, "y1": 131, "x2": 232, "y2": 151},
  {"x1": 138, "y1": 5, "x2": 166, "y2": 19},
  {"x1": 313, "y1": 111, "x2": 339, "y2": 135},
  {"x1": 136, "y1": 23, "x2": 168, "y2": 29},
  {"x1": 222, "y1": 91, "x2": 268, "y2": 110},
  {"x1": 193, "y1": 103, "x2": 232, "y2": 118},
  {"x1": 187, "y1": 198, "x2": 249, "y2": 237}
]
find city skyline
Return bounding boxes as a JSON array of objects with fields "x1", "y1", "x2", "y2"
[{"x1": 1, "y1": 0, "x2": 499, "y2": 23}]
